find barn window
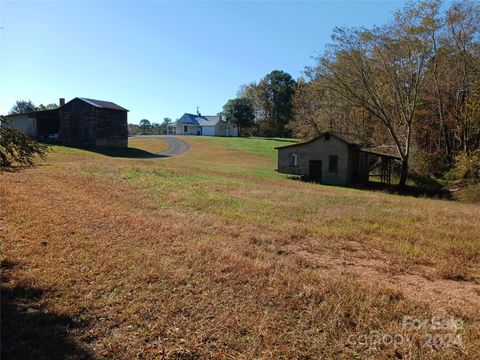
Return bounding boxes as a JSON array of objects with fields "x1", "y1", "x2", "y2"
[
  {"x1": 290, "y1": 153, "x2": 298, "y2": 166},
  {"x1": 329, "y1": 155, "x2": 338, "y2": 172}
]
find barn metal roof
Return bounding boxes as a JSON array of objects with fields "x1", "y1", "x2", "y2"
[
  {"x1": 359, "y1": 148, "x2": 401, "y2": 160},
  {"x1": 76, "y1": 98, "x2": 128, "y2": 111},
  {"x1": 274, "y1": 132, "x2": 364, "y2": 149},
  {"x1": 275, "y1": 132, "x2": 401, "y2": 160}
]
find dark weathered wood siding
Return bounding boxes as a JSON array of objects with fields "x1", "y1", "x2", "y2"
[
  {"x1": 95, "y1": 108, "x2": 128, "y2": 148},
  {"x1": 59, "y1": 99, "x2": 127, "y2": 148},
  {"x1": 59, "y1": 99, "x2": 97, "y2": 147}
]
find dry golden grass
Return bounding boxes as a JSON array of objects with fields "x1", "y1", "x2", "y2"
[
  {"x1": 1, "y1": 136, "x2": 479, "y2": 359},
  {"x1": 128, "y1": 137, "x2": 170, "y2": 154}
]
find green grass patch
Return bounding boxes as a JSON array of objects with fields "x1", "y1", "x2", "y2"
[{"x1": 190, "y1": 136, "x2": 298, "y2": 159}]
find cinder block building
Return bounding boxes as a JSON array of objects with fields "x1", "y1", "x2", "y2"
[{"x1": 276, "y1": 132, "x2": 400, "y2": 186}]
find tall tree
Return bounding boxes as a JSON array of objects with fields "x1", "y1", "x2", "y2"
[
  {"x1": 36, "y1": 103, "x2": 59, "y2": 111},
  {"x1": 238, "y1": 83, "x2": 263, "y2": 123},
  {"x1": 9, "y1": 100, "x2": 36, "y2": 115},
  {"x1": 223, "y1": 97, "x2": 255, "y2": 136},
  {"x1": 419, "y1": 0, "x2": 480, "y2": 167},
  {"x1": 284, "y1": 0, "x2": 480, "y2": 185},
  {"x1": 161, "y1": 118, "x2": 172, "y2": 135},
  {"x1": 444, "y1": 0, "x2": 480, "y2": 155},
  {"x1": 256, "y1": 70, "x2": 296, "y2": 137},
  {"x1": 314, "y1": 2, "x2": 434, "y2": 187},
  {"x1": 289, "y1": 78, "x2": 323, "y2": 138},
  {"x1": 139, "y1": 119, "x2": 151, "y2": 135},
  {"x1": 150, "y1": 122, "x2": 161, "y2": 135},
  {"x1": 289, "y1": 77, "x2": 371, "y2": 139}
]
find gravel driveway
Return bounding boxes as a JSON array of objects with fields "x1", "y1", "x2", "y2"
[
  {"x1": 131, "y1": 135, "x2": 190, "y2": 157},
  {"x1": 156, "y1": 136, "x2": 190, "y2": 156}
]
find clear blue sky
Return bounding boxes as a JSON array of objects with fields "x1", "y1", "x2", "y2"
[{"x1": 0, "y1": 1, "x2": 404, "y2": 124}]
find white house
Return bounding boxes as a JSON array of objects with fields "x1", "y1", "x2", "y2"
[{"x1": 167, "y1": 113, "x2": 238, "y2": 137}]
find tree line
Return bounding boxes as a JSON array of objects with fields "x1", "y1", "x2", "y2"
[
  {"x1": 9, "y1": 100, "x2": 58, "y2": 114},
  {"x1": 223, "y1": 0, "x2": 480, "y2": 187},
  {"x1": 221, "y1": 70, "x2": 296, "y2": 137},
  {"x1": 128, "y1": 118, "x2": 173, "y2": 136}
]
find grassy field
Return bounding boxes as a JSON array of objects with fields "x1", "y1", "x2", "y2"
[{"x1": 1, "y1": 136, "x2": 479, "y2": 359}]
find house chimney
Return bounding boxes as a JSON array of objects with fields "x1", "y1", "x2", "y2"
[{"x1": 59, "y1": 98, "x2": 65, "y2": 107}]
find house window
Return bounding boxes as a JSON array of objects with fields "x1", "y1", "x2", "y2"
[
  {"x1": 184, "y1": 125, "x2": 188, "y2": 133},
  {"x1": 291, "y1": 153, "x2": 298, "y2": 166},
  {"x1": 329, "y1": 155, "x2": 338, "y2": 172}
]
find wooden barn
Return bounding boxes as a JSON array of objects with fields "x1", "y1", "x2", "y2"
[
  {"x1": 5, "y1": 97, "x2": 128, "y2": 148},
  {"x1": 59, "y1": 98, "x2": 128, "y2": 148},
  {"x1": 276, "y1": 132, "x2": 400, "y2": 186}
]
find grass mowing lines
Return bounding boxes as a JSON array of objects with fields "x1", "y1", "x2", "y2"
[
  {"x1": 79, "y1": 154, "x2": 479, "y2": 279},
  {"x1": 3, "y1": 136, "x2": 480, "y2": 358}
]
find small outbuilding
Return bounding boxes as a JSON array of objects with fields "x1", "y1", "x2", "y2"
[
  {"x1": 276, "y1": 132, "x2": 400, "y2": 186},
  {"x1": 5, "y1": 97, "x2": 128, "y2": 148}
]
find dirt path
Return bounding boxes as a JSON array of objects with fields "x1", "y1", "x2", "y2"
[{"x1": 287, "y1": 244, "x2": 480, "y2": 319}]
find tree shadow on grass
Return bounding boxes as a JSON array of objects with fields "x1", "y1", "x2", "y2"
[
  {"x1": 361, "y1": 181, "x2": 453, "y2": 200},
  {"x1": 85, "y1": 147, "x2": 169, "y2": 159},
  {"x1": 39, "y1": 140, "x2": 169, "y2": 159},
  {"x1": 288, "y1": 176, "x2": 453, "y2": 200},
  {"x1": 1, "y1": 259, "x2": 94, "y2": 360},
  {"x1": 0, "y1": 166, "x2": 23, "y2": 173}
]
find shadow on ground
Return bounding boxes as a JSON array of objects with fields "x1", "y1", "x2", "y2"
[
  {"x1": 362, "y1": 181, "x2": 453, "y2": 200},
  {"x1": 1, "y1": 259, "x2": 93, "y2": 360},
  {"x1": 41, "y1": 140, "x2": 169, "y2": 159},
  {"x1": 288, "y1": 176, "x2": 453, "y2": 200},
  {"x1": 254, "y1": 137, "x2": 298, "y2": 143},
  {"x1": 86, "y1": 147, "x2": 169, "y2": 158}
]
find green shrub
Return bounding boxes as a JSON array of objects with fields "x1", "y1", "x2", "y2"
[{"x1": 447, "y1": 150, "x2": 480, "y2": 181}]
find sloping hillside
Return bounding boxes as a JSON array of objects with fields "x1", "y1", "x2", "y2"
[{"x1": 1, "y1": 136, "x2": 479, "y2": 359}]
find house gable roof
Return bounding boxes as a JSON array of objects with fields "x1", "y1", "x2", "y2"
[
  {"x1": 75, "y1": 98, "x2": 128, "y2": 112},
  {"x1": 176, "y1": 113, "x2": 222, "y2": 126}
]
